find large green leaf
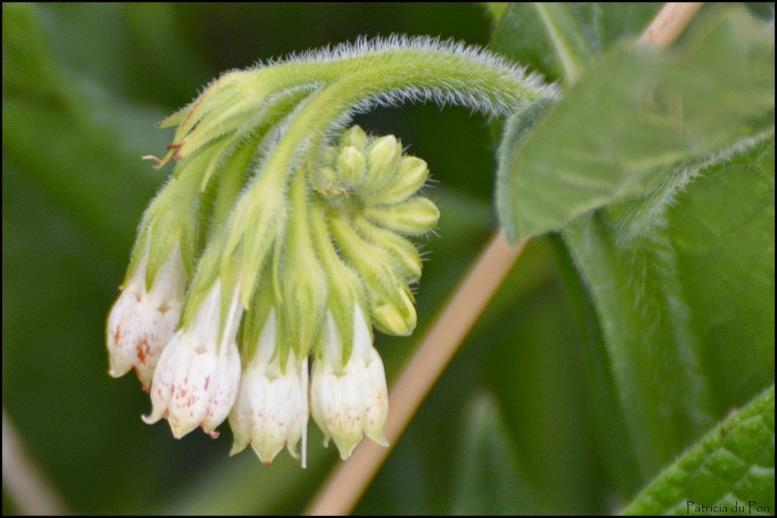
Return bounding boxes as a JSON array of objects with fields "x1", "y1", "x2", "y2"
[
  {"x1": 492, "y1": 2, "x2": 775, "y2": 506},
  {"x1": 623, "y1": 385, "x2": 775, "y2": 515},
  {"x1": 549, "y1": 234, "x2": 642, "y2": 499},
  {"x1": 498, "y1": 6, "x2": 774, "y2": 242},
  {"x1": 664, "y1": 136, "x2": 776, "y2": 412},
  {"x1": 564, "y1": 132, "x2": 775, "y2": 480}
]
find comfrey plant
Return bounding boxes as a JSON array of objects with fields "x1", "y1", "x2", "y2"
[{"x1": 106, "y1": 36, "x2": 557, "y2": 466}]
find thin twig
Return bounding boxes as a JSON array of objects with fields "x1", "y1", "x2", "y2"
[
  {"x1": 640, "y1": 2, "x2": 704, "y2": 49},
  {"x1": 2, "y1": 409, "x2": 67, "y2": 515},
  {"x1": 305, "y1": 3, "x2": 703, "y2": 514}
]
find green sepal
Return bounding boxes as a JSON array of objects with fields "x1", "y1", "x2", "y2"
[
  {"x1": 239, "y1": 267, "x2": 275, "y2": 366},
  {"x1": 363, "y1": 155, "x2": 429, "y2": 206},
  {"x1": 201, "y1": 87, "x2": 315, "y2": 194},
  {"x1": 156, "y1": 103, "x2": 190, "y2": 129},
  {"x1": 311, "y1": 202, "x2": 363, "y2": 367},
  {"x1": 363, "y1": 196, "x2": 440, "y2": 235},
  {"x1": 276, "y1": 171, "x2": 328, "y2": 364},
  {"x1": 179, "y1": 232, "x2": 224, "y2": 330},
  {"x1": 121, "y1": 219, "x2": 150, "y2": 289},
  {"x1": 354, "y1": 215, "x2": 423, "y2": 282}
]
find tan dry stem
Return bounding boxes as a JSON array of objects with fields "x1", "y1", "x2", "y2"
[
  {"x1": 639, "y1": 2, "x2": 704, "y2": 49},
  {"x1": 2, "y1": 409, "x2": 67, "y2": 515}
]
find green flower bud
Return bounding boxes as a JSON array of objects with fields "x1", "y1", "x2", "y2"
[
  {"x1": 339, "y1": 125, "x2": 368, "y2": 151},
  {"x1": 364, "y1": 135, "x2": 402, "y2": 192},
  {"x1": 364, "y1": 156, "x2": 429, "y2": 206},
  {"x1": 354, "y1": 216, "x2": 422, "y2": 282},
  {"x1": 372, "y1": 285, "x2": 417, "y2": 337},
  {"x1": 337, "y1": 145, "x2": 366, "y2": 187},
  {"x1": 364, "y1": 196, "x2": 440, "y2": 235}
]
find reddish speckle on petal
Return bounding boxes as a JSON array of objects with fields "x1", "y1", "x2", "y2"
[
  {"x1": 204, "y1": 376, "x2": 210, "y2": 390},
  {"x1": 136, "y1": 338, "x2": 151, "y2": 364},
  {"x1": 113, "y1": 324, "x2": 122, "y2": 346}
]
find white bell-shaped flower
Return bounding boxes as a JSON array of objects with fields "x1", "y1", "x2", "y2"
[
  {"x1": 229, "y1": 310, "x2": 309, "y2": 466},
  {"x1": 142, "y1": 281, "x2": 242, "y2": 439},
  {"x1": 311, "y1": 306, "x2": 389, "y2": 460},
  {"x1": 106, "y1": 246, "x2": 186, "y2": 389}
]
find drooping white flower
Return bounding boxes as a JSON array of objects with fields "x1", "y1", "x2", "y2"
[
  {"x1": 311, "y1": 306, "x2": 389, "y2": 460},
  {"x1": 106, "y1": 245, "x2": 186, "y2": 389},
  {"x1": 229, "y1": 310, "x2": 309, "y2": 465},
  {"x1": 142, "y1": 281, "x2": 242, "y2": 439}
]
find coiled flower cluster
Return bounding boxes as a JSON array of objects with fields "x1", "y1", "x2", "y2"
[{"x1": 105, "y1": 36, "x2": 552, "y2": 466}]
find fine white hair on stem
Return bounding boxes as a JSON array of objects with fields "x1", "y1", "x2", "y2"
[
  {"x1": 254, "y1": 33, "x2": 559, "y2": 108},
  {"x1": 256, "y1": 34, "x2": 551, "y2": 86}
]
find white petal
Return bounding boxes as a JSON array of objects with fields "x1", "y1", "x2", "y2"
[
  {"x1": 362, "y1": 348, "x2": 389, "y2": 446},
  {"x1": 167, "y1": 347, "x2": 217, "y2": 439},
  {"x1": 106, "y1": 286, "x2": 145, "y2": 379},
  {"x1": 142, "y1": 333, "x2": 187, "y2": 425},
  {"x1": 202, "y1": 341, "x2": 241, "y2": 436},
  {"x1": 228, "y1": 380, "x2": 252, "y2": 456},
  {"x1": 350, "y1": 305, "x2": 373, "y2": 363},
  {"x1": 107, "y1": 247, "x2": 184, "y2": 389}
]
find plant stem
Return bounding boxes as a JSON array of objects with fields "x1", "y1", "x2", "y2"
[
  {"x1": 639, "y1": 2, "x2": 704, "y2": 49},
  {"x1": 2, "y1": 409, "x2": 67, "y2": 515},
  {"x1": 304, "y1": 2, "x2": 704, "y2": 515}
]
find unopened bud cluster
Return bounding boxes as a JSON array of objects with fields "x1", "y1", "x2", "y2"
[
  {"x1": 106, "y1": 68, "x2": 437, "y2": 466},
  {"x1": 312, "y1": 126, "x2": 438, "y2": 337}
]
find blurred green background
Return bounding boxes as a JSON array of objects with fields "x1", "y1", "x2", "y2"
[{"x1": 3, "y1": 3, "x2": 772, "y2": 515}]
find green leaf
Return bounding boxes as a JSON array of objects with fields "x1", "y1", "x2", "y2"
[
  {"x1": 549, "y1": 234, "x2": 642, "y2": 499},
  {"x1": 491, "y1": 3, "x2": 661, "y2": 85},
  {"x1": 622, "y1": 385, "x2": 775, "y2": 515},
  {"x1": 491, "y1": 3, "x2": 593, "y2": 85},
  {"x1": 450, "y1": 393, "x2": 537, "y2": 514},
  {"x1": 483, "y1": 3, "x2": 509, "y2": 25},
  {"x1": 498, "y1": 6, "x2": 774, "y2": 242},
  {"x1": 563, "y1": 131, "x2": 775, "y2": 479},
  {"x1": 665, "y1": 135, "x2": 775, "y2": 412}
]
